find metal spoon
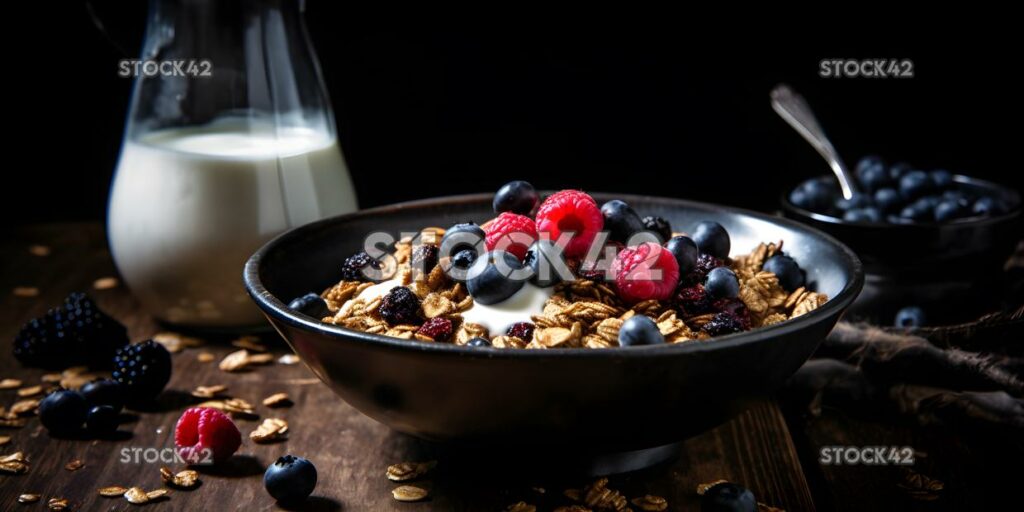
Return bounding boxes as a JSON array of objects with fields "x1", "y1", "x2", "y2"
[{"x1": 771, "y1": 84, "x2": 860, "y2": 200}]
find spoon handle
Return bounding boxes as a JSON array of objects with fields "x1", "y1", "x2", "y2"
[{"x1": 771, "y1": 84, "x2": 859, "y2": 199}]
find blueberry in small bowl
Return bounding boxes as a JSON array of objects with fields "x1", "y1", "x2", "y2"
[{"x1": 781, "y1": 156, "x2": 1021, "y2": 321}]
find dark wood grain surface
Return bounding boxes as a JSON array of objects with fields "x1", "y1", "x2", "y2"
[{"x1": 0, "y1": 224, "x2": 809, "y2": 511}]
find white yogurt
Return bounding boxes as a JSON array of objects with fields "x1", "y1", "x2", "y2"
[
  {"x1": 461, "y1": 284, "x2": 554, "y2": 334},
  {"x1": 355, "y1": 279, "x2": 402, "y2": 301}
]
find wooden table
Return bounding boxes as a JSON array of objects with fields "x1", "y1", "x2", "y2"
[{"x1": 0, "y1": 224, "x2": 1008, "y2": 511}]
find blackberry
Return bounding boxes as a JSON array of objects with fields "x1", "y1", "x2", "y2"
[
  {"x1": 112, "y1": 340, "x2": 172, "y2": 404},
  {"x1": 641, "y1": 215, "x2": 672, "y2": 243},
  {"x1": 12, "y1": 311, "x2": 68, "y2": 369},
  {"x1": 13, "y1": 293, "x2": 128, "y2": 369},
  {"x1": 411, "y1": 244, "x2": 440, "y2": 274},
  {"x1": 379, "y1": 287, "x2": 422, "y2": 326},
  {"x1": 701, "y1": 312, "x2": 745, "y2": 336},
  {"x1": 674, "y1": 285, "x2": 713, "y2": 317},
  {"x1": 339, "y1": 251, "x2": 381, "y2": 282},
  {"x1": 416, "y1": 317, "x2": 453, "y2": 342},
  {"x1": 682, "y1": 253, "x2": 725, "y2": 286},
  {"x1": 60, "y1": 292, "x2": 129, "y2": 368},
  {"x1": 713, "y1": 298, "x2": 751, "y2": 330},
  {"x1": 506, "y1": 322, "x2": 535, "y2": 342}
]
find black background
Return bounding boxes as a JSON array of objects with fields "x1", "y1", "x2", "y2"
[{"x1": 5, "y1": 4, "x2": 1022, "y2": 227}]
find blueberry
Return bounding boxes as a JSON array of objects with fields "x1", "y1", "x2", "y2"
[
  {"x1": 789, "y1": 179, "x2": 836, "y2": 212},
  {"x1": 80, "y1": 378, "x2": 125, "y2": 413},
  {"x1": 705, "y1": 267, "x2": 740, "y2": 299},
  {"x1": 665, "y1": 236, "x2": 699, "y2": 275},
  {"x1": 440, "y1": 222, "x2": 486, "y2": 260},
  {"x1": 762, "y1": 254, "x2": 805, "y2": 292},
  {"x1": 641, "y1": 216, "x2": 672, "y2": 244},
  {"x1": 899, "y1": 170, "x2": 932, "y2": 200},
  {"x1": 287, "y1": 293, "x2": 331, "y2": 320},
  {"x1": 85, "y1": 405, "x2": 119, "y2": 436},
  {"x1": 942, "y1": 189, "x2": 969, "y2": 202},
  {"x1": 895, "y1": 306, "x2": 926, "y2": 328},
  {"x1": 972, "y1": 196, "x2": 1006, "y2": 217},
  {"x1": 899, "y1": 201, "x2": 933, "y2": 222},
  {"x1": 934, "y1": 199, "x2": 968, "y2": 222},
  {"x1": 449, "y1": 250, "x2": 478, "y2": 281},
  {"x1": 600, "y1": 200, "x2": 645, "y2": 243},
  {"x1": 493, "y1": 180, "x2": 539, "y2": 215},
  {"x1": 855, "y1": 155, "x2": 885, "y2": 175},
  {"x1": 873, "y1": 188, "x2": 903, "y2": 213},
  {"x1": 692, "y1": 221, "x2": 731, "y2": 259},
  {"x1": 701, "y1": 482, "x2": 757, "y2": 512},
  {"x1": 842, "y1": 207, "x2": 882, "y2": 223},
  {"x1": 930, "y1": 169, "x2": 954, "y2": 189},
  {"x1": 467, "y1": 251, "x2": 526, "y2": 305},
  {"x1": 888, "y1": 162, "x2": 913, "y2": 181},
  {"x1": 617, "y1": 315, "x2": 665, "y2": 346},
  {"x1": 523, "y1": 240, "x2": 565, "y2": 288},
  {"x1": 834, "y1": 194, "x2": 872, "y2": 212},
  {"x1": 466, "y1": 337, "x2": 491, "y2": 347},
  {"x1": 264, "y1": 455, "x2": 317, "y2": 503},
  {"x1": 38, "y1": 389, "x2": 88, "y2": 435},
  {"x1": 857, "y1": 163, "x2": 890, "y2": 194}
]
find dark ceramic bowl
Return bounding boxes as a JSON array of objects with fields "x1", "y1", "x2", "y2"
[
  {"x1": 244, "y1": 193, "x2": 862, "y2": 472},
  {"x1": 781, "y1": 176, "x2": 1021, "y2": 321}
]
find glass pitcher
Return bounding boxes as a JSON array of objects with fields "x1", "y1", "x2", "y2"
[{"x1": 108, "y1": 0, "x2": 357, "y2": 328}]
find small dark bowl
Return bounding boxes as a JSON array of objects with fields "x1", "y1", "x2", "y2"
[
  {"x1": 781, "y1": 176, "x2": 1022, "y2": 320},
  {"x1": 244, "y1": 193, "x2": 862, "y2": 471}
]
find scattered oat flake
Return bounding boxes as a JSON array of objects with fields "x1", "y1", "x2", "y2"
[
  {"x1": 1, "y1": 460, "x2": 29, "y2": 474},
  {"x1": 29, "y1": 245, "x2": 51, "y2": 257},
  {"x1": 197, "y1": 352, "x2": 215, "y2": 363},
  {"x1": 41, "y1": 373, "x2": 62, "y2": 384},
  {"x1": 191, "y1": 385, "x2": 227, "y2": 399},
  {"x1": 250, "y1": 418, "x2": 289, "y2": 443},
  {"x1": 757, "y1": 503, "x2": 786, "y2": 512},
  {"x1": 12, "y1": 287, "x2": 39, "y2": 297},
  {"x1": 553, "y1": 506, "x2": 590, "y2": 512},
  {"x1": 697, "y1": 479, "x2": 730, "y2": 495},
  {"x1": 278, "y1": 354, "x2": 300, "y2": 365},
  {"x1": 392, "y1": 485, "x2": 429, "y2": 502},
  {"x1": 0, "y1": 435, "x2": 10, "y2": 446},
  {"x1": 0, "y1": 378, "x2": 23, "y2": 390},
  {"x1": 124, "y1": 487, "x2": 149, "y2": 504},
  {"x1": 146, "y1": 488, "x2": 169, "y2": 500},
  {"x1": 93, "y1": 277, "x2": 119, "y2": 290},
  {"x1": 47, "y1": 497, "x2": 69, "y2": 510},
  {"x1": 218, "y1": 350, "x2": 250, "y2": 371},
  {"x1": 10, "y1": 399, "x2": 40, "y2": 416},
  {"x1": 898, "y1": 468, "x2": 943, "y2": 501},
  {"x1": 161, "y1": 467, "x2": 199, "y2": 488},
  {"x1": 18, "y1": 493, "x2": 41, "y2": 503},
  {"x1": 386, "y1": 460, "x2": 436, "y2": 482},
  {"x1": 506, "y1": 502, "x2": 537, "y2": 512},
  {"x1": 64, "y1": 459, "x2": 85, "y2": 471},
  {"x1": 153, "y1": 332, "x2": 203, "y2": 353},
  {"x1": 632, "y1": 494, "x2": 668, "y2": 511},
  {"x1": 0, "y1": 418, "x2": 28, "y2": 428},
  {"x1": 231, "y1": 335, "x2": 267, "y2": 352},
  {"x1": 262, "y1": 393, "x2": 291, "y2": 408},
  {"x1": 17, "y1": 385, "x2": 44, "y2": 398},
  {"x1": 99, "y1": 486, "x2": 128, "y2": 497}
]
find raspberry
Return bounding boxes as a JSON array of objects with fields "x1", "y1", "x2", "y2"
[
  {"x1": 485, "y1": 212, "x2": 538, "y2": 261},
  {"x1": 416, "y1": 317, "x2": 453, "y2": 341},
  {"x1": 701, "y1": 312, "x2": 745, "y2": 336},
  {"x1": 612, "y1": 242, "x2": 680, "y2": 303},
  {"x1": 340, "y1": 252, "x2": 381, "y2": 282},
  {"x1": 506, "y1": 322, "x2": 535, "y2": 341},
  {"x1": 175, "y1": 407, "x2": 241, "y2": 465},
  {"x1": 535, "y1": 190, "x2": 603, "y2": 258},
  {"x1": 674, "y1": 284, "x2": 713, "y2": 317},
  {"x1": 379, "y1": 287, "x2": 422, "y2": 326}
]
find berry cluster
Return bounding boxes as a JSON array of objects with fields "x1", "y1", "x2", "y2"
[
  {"x1": 13, "y1": 292, "x2": 129, "y2": 370},
  {"x1": 789, "y1": 156, "x2": 1014, "y2": 224}
]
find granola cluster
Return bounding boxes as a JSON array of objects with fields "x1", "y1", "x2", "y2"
[{"x1": 321, "y1": 228, "x2": 827, "y2": 349}]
